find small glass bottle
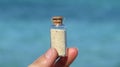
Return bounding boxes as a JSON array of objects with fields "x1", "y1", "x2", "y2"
[{"x1": 50, "y1": 16, "x2": 66, "y2": 57}]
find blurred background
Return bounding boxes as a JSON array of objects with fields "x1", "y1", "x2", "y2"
[{"x1": 0, "y1": 0, "x2": 120, "y2": 67}]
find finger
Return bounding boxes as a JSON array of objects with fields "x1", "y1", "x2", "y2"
[
  {"x1": 66, "y1": 48, "x2": 78, "y2": 66},
  {"x1": 28, "y1": 48, "x2": 58, "y2": 67},
  {"x1": 54, "y1": 48, "x2": 78, "y2": 67}
]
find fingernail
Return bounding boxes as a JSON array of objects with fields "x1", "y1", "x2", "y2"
[{"x1": 45, "y1": 48, "x2": 55, "y2": 59}]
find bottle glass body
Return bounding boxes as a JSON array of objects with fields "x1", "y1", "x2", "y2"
[{"x1": 50, "y1": 24, "x2": 66, "y2": 56}]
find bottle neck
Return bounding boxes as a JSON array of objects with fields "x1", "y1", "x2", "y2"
[
  {"x1": 53, "y1": 23, "x2": 62, "y2": 27},
  {"x1": 52, "y1": 24, "x2": 65, "y2": 29}
]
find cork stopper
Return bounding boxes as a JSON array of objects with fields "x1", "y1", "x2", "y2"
[{"x1": 52, "y1": 16, "x2": 63, "y2": 26}]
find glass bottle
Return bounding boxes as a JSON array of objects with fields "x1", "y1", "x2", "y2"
[{"x1": 50, "y1": 16, "x2": 66, "y2": 57}]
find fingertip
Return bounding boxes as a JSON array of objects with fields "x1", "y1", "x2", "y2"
[
  {"x1": 71, "y1": 47, "x2": 78, "y2": 55},
  {"x1": 44, "y1": 48, "x2": 58, "y2": 65},
  {"x1": 45, "y1": 48, "x2": 58, "y2": 59},
  {"x1": 66, "y1": 47, "x2": 78, "y2": 66},
  {"x1": 67, "y1": 47, "x2": 78, "y2": 56},
  {"x1": 29, "y1": 48, "x2": 58, "y2": 67}
]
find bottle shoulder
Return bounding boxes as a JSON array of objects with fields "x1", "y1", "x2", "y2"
[{"x1": 51, "y1": 24, "x2": 66, "y2": 29}]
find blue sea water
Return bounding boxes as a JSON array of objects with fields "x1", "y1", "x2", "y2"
[{"x1": 0, "y1": 0, "x2": 120, "y2": 67}]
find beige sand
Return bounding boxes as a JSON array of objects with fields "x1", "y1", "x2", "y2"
[{"x1": 50, "y1": 29, "x2": 66, "y2": 56}]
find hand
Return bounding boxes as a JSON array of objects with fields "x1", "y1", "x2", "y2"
[{"x1": 28, "y1": 48, "x2": 78, "y2": 67}]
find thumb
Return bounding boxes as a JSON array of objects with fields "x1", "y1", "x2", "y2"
[{"x1": 28, "y1": 48, "x2": 58, "y2": 67}]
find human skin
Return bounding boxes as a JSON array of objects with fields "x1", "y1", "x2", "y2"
[{"x1": 28, "y1": 48, "x2": 78, "y2": 67}]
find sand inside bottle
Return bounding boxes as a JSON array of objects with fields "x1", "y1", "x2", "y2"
[{"x1": 50, "y1": 29, "x2": 66, "y2": 56}]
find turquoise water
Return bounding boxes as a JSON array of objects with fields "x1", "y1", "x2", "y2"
[
  {"x1": 0, "y1": 21, "x2": 120, "y2": 67},
  {"x1": 0, "y1": 0, "x2": 120, "y2": 67}
]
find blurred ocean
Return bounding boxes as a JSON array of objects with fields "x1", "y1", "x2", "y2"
[{"x1": 0, "y1": 0, "x2": 120, "y2": 67}]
